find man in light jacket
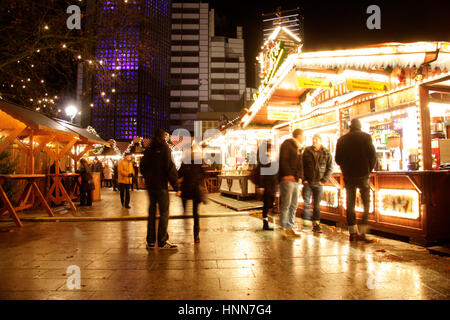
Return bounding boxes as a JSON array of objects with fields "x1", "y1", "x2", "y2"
[{"x1": 278, "y1": 128, "x2": 304, "y2": 238}]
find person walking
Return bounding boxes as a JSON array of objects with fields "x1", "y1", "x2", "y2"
[
  {"x1": 301, "y1": 134, "x2": 333, "y2": 233},
  {"x1": 177, "y1": 151, "x2": 206, "y2": 243},
  {"x1": 103, "y1": 161, "x2": 113, "y2": 188},
  {"x1": 78, "y1": 158, "x2": 94, "y2": 206},
  {"x1": 335, "y1": 119, "x2": 377, "y2": 243},
  {"x1": 112, "y1": 160, "x2": 119, "y2": 191},
  {"x1": 131, "y1": 159, "x2": 139, "y2": 191},
  {"x1": 118, "y1": 153, "x2": 134, "y2": 209},
  {"x1": 279, "y1": 128, "x2": 304, "y2": 238},
  {"x1": 140, "y1": 129, "x2": 179, "y2": 249},
  {"x1": 256, "y1": 141, "x2": 277, "y2": 231}
]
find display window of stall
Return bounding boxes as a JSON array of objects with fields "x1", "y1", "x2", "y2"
[
  {"x1": 429, "y1": 101, "x2": 450, "y2": 169},
  {"x1": 298, "y1": 184, "x2": 340, "y2": 209},
  {"x1": 360, "y1": 107, "x2": 418, "y2": 172},
  {"x1": 220, "y1": 130, "x2": 273, "y2": 176}
]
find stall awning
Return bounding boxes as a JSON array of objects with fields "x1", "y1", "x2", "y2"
[
  {"x1": 294, "y1": 42, "x2": 449, "y2": 70},
  {"x1": 295, "y1": 53, "x2": 426, "y2": 70},
  {"x1": 0, "y1": 100, "x2": 76, "y2": 137},
  {"x1": 53, "y1": 119, "x2": 109, "y2": 146}
]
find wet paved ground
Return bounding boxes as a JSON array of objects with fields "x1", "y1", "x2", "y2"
[{"x1": 0, "y1": 189, "x2": 449, "y2": 300}]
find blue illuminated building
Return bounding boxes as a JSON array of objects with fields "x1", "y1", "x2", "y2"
[{"x1": 91, "y1": 0, "x2": 171, "y2": 141}]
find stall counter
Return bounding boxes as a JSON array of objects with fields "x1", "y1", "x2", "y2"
[
  {"x1": 218, "y1": 174, "x2": 256, "y2": 200},
  {"x1": 296, "y1": 170, "x2": 450, "y2": 246}
]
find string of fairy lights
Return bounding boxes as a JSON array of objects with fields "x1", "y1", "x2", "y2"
[{"x1": 0, "y1": 0, "x2": 134, "y2": 117}]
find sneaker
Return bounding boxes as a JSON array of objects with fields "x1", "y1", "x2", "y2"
[
  {"x1": 312, "y1": 225, "x2": 322, "y2": 233},
  {"x1": 146, "y1": 242, "x2": 155, "y2": 249},
  {"x1": 303, "y1": 220, "x2": 312, "y2": 228},
  {"x1": 158, "y1": 241, "x2": 178, "y2": 249},
  {"x1": 283, "y1": 228, "x2": 301, "y2": 238},
  {"x1": 357, "y1": 234, "x2": 376, "y2": 244},
  {"x1": 125, "y1": 205, "x2": 131, "y2": 209},
  {"x1": 349, "y1": 234, "x2": 358, "y2": 242}
]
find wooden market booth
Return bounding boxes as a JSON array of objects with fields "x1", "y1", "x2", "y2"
[
  {"x1": 0, "y1": 100, "x2": 108, "y2": 226},
  {"x1": 241, "y1": 39, "x2": 450, "y2": 245}
]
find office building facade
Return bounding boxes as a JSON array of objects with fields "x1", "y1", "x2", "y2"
[
  {"x1": 170, "y1": 1, "x2": 209, "y2": 134},
  {"x1": 91, "y1": 0, "x2": 171, "y2": 141}
]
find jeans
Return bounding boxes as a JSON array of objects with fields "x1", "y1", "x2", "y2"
[
  {"x1": 119, "y1": 183, "x2": 130, "y2": 207},
  {"x1": 302, "y1": 182, "x2": 323, "y2": 223},
  {"x1": 279, "y1": 181, "x2": 300, "y2": 229},
  {"x1": 146, "y1": 189, "x2": 170, "y2": 245},
  {"x1": 182, "y1": 198, "x2": 200, "y2": 238},
  {"x1": 344, "y1": 176, "x2": 371, "y2": 233}
]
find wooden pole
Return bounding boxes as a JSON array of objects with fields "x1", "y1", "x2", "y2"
[
  {"x1": 418, "y1": 85, "x2": 432, "y2": 170},
  {"x1": 55, "y1": 141, "x2": 60, "y2": 174},
  {"x1": 29, "y1": 130, "x2": 34, "y2": 174}
]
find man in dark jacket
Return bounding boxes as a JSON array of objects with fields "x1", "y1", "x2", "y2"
[
  {"x1": 256, "y1": 141, "x2": 278, "y2": 231},
  {"x1": 77, "y1": 158, "x2": 93, "y2": 206},
  {"x1": 278, "y1": 128, "x2": 304, "y2": 238},
  {"x1": 140, "y1": 129, "x2": 179, "y2": 249},
  {"x1": 177, "y1": 151, "x2": 206, "y2": 243},
  {"x1": 301, "y1": 134, "x2": 333, "y2": 233},
  {"x1": 335, "y1": 119, "x2": 377, "y2": 243}
]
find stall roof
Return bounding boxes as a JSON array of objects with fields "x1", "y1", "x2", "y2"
[
  {"x1": 53, "y1": 118, "x2": 109, "y2": 146},
  {"x1": 242, "y1": 41, "x2": 450, "y2": 129},
  {"x1": 0, "y1": 100, "x2": 108, "y2": 145},
  {"x1": 0, "y1": 100, "x2": 76, "y2": 136},
  {"x1": 294, "y1": 42, "x2": 448, "y2": 70}
]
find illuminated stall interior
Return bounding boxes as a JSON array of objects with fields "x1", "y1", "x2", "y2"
[{"x1": 238, "y1": 39, "x2": 450, "y2": 245}]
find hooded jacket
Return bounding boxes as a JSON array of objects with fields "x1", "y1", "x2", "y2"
[
  {"x1": 140, "y1": 138, "x2": 179, "y2": 191},
  {"x1": 335, "y1": 128, "x2": 377, "y2": 178},
  {"x1": 279, "y1": 138, "x2": 303, "y2": 181}
]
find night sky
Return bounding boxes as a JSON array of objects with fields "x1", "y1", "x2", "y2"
[{"x1": 209, "y1": 0, "x2": 450, "y2": 88}]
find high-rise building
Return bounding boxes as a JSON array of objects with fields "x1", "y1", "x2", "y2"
[
  {"x1": 91, "y1": 0, "x2": 171, "y2": 141},
  {"x1": 262, "y1": 7, "x2": 304, "y2": 47},
  {"x1": 170, "y1": 1, "x2": 209, "y2": 134},
  {"x1": 209, "y1": 17, "x2": 246, "y2": 113}
]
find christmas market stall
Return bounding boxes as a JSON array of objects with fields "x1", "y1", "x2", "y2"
[
  {"x1": 200, "y1": 27, "x2": 303, "y2": 200},
  {"x1": 241, "y1": 39, "x2": 450, "y2": 245},
  {"x1": 0, "y1": 100, "x2": 108, "y2": 226}
]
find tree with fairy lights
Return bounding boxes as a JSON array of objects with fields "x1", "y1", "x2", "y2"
[{"x1": 0, "y1": 0, "x2": 160, "y2": 121}]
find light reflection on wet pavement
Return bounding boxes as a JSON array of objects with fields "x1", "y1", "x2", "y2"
[{"x1": 0, "y1": 189, "x2": 448, "y2": 300}]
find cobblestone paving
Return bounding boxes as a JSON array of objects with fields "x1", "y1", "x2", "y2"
[{"x1": 0, "y1": 190, "x2": 449, "y2": 300}]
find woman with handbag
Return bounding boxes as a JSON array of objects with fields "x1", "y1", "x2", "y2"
[
  {"x1": 78, "y1": 158, "x2": 94, "y2": 206},
  {"x1": 177, "y1": 152, "x2": 206, "y2": 243}
]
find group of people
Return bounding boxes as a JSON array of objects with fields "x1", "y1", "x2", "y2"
[
  {"x1": 77, "y1": 117, "x2": 377, "y2": 249},
  {"x1": 89, "y1": 157, "x2": 140, "y2": 191},
  {"x1": 140, "y1": 129, "x2": 205, "y2": 249},
  {"x1": 257, "y1": 118, "x2": 377, "y2": 243},
  {"x1": 76, "y1": 155, "x2": 140, "y2": 208}
]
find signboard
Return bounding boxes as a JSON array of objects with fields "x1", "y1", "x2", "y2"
[
  {"x1": 267, "y1": 106, "x2": 300, "y2": 121},
  {"x1": 298, "y1": 77, "x2": 334, "y2": 89},
  {"x1": 254, "y1": 41, "x2": 286, "y2": 100},
  {"x1": 346, "y1": 78, "x2": 389, "y2": 93}
]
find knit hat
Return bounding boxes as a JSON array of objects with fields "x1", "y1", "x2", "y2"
[{"x1": 350, "y1": 119, "x2": 362, "y2": 130}]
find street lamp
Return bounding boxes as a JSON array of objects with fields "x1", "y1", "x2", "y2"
[{"x1": 65, "y1": 104, "x2": 78, "y2": 123}]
